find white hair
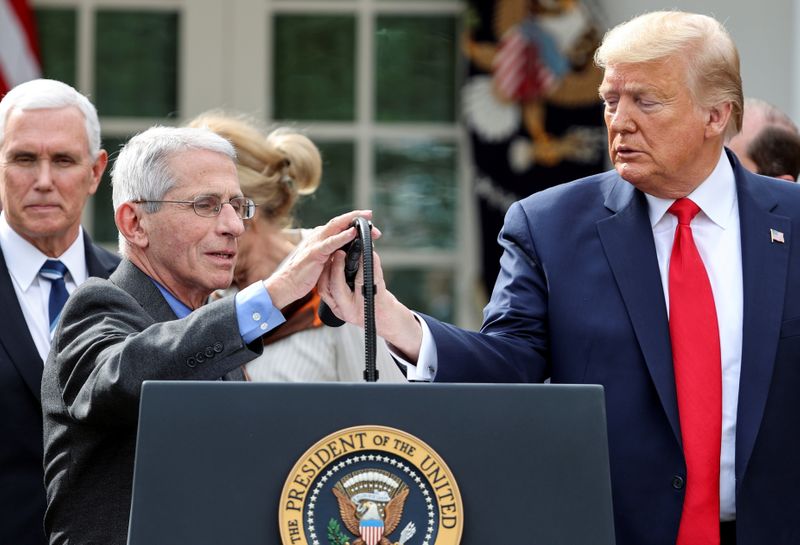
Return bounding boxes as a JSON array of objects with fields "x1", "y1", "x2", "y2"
[{"x1": 0, "y1": 78, "x2": 102, "y2": 158}]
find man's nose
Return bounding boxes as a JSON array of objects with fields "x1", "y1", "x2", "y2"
[
  {"x1": 32, "y1": 159, "x2": 55, "y2": 190},
  {"x1": 218, "y1": 202, "x2": 245, "y2": 237},
  {"x1": 609, "y1": 100, "x2": 636, "y2": 133}
]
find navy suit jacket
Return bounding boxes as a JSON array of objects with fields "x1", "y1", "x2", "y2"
[
  {"x1": 0, "y1": 232, "x2": 119, "y2": 545},
  {"x1": 424, "y1": 150, "x2": 800, "y2": 545}
]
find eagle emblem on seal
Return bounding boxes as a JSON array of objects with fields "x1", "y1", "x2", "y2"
[{"x1": 331, "y1": 469, "x2": 414, "y2": 545}]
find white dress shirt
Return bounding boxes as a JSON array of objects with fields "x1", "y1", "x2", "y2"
[
  {"x1": 399, "y1": 149, "x2": 742, "y2": 519},
  {"x1": 0, "y1": 212, "x2": 88, "y2": 362},
  {"x1": 646, "y1": 149, "x2": 741, "y2": 520}
]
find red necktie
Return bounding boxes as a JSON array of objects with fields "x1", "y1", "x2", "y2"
[{"x1": 668, "y1": 198, "x2": 721, "y2": 545}]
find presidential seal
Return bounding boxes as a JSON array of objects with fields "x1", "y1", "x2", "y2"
[{"x1": 279, "y1": 425, "x2": 463, "y2": 545}]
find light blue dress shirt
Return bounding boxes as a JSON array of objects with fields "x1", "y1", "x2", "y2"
[{"x1": 152, "y1": 279, "x2": 285, "y2": 343}]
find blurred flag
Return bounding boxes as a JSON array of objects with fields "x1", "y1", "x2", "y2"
[
  {"x1": 462, "y1": 0, "x2": 607, "y2": 296},
  {"x1": 0, "y1": 0, "x2": 41, "y2": 95}
]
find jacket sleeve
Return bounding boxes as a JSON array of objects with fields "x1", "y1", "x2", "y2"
[
  {"x1": 45, "y1": 278, "x2": 262, "y2": 426},
  {"x1": 428, "y1": 200, "x2": 550, "y2": 383}
]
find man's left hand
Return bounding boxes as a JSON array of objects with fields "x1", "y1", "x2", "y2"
[{"x1": 263, "y1": 210, "x2": 377, "y2": 309}]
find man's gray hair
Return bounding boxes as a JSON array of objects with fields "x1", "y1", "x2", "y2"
[
  {"x1": 0, "y1": 78, "x2": 102, "y2": 158},
  {"x1": 111, "y1": 125, "x2": 236, "y2": 254},
  {"x1": 595, "y1": 11, "x2": 743, "y2": 139}
]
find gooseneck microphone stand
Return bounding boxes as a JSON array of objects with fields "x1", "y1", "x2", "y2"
[
  {"x1": 354, "y1": 217, "x2": 378, "y2": 383},
  {"x1": 318, "y1": 216, "x2": 378, "y2": 382}
]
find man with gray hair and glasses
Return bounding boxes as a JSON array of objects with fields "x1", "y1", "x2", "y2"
[
  {"x1": 41, "y1": 125, "x2": 371, "y2": 545},
  {"x1": 0, "y1": 79, "x2": 119, "y2": 545}
]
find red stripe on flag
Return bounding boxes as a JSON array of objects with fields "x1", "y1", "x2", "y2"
[
  {"x1": 494, "y1": 31, "x2": 528, "y2": 100},
  {"x1": 9, "y1": 0, "x2": 41, "y2": 60},
  {"x1": 0, "y1": 0, "x2": 42, "y2": 96}
]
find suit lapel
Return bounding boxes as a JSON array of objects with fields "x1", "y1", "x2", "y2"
[
  {"x1": 0, "y1": 247, "x2": 44, "y2": 400},
  {"x1": 589, "y1": 160, "x2": 789, "y2": 478},
  {"x1": 597, "y1": 177, "x2": 681, "y2": 443},
  {"x1": 110, "y1": 259, "x2": 246, "y2": 381},
  {"x1": 0, "y1": 234, "x2": 118, "y2": 401},
  {"x1": 734, "y1": 165, "x2": 789, "y2": 478},
  {"x1": 111, "y1": 259, "x2": 178, "y2": 323}
]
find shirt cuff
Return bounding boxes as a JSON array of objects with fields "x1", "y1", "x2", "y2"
[
  {"x1": 389, "y1": 312, "x2": 437, "y2": 381},
  {"x1": 235, "y1": 281, "x2": 286, "y2": 344}
]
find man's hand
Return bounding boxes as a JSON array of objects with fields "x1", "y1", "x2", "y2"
[
  {"x1": 317, "y1": 243, "x2": 423, "y2": 362},
  {"x1": 263, "y1": 210, "x2": 373, "y2": 309}
]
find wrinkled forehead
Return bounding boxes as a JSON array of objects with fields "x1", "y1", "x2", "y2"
[
  {"x1": 598, "y1": 59, "x2": 687, "y2": 96},
  {"x1": 165, "y1": 148, "x2": 241, "y2": 196}
]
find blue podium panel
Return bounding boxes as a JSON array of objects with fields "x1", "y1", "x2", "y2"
[{"x1": 129, "y1": 382, "x2": 615, "y2": 544}]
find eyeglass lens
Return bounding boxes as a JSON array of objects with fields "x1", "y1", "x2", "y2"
[{"x1": 193, "y1": 196, "x2": 254, "y2": 219}]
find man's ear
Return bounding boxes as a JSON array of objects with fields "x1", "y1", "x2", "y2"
[
  {"x1": 115, "y1": 202, "x2": 149, "y2": 250},
  {"x1": 705, "y1": 103, "x2": 733, "y2": 138},
  {"x1": 87, "y1": 149, "x2": 108, "y2": 195}
]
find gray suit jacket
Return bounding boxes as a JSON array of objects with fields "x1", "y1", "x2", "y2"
[
  {"x1": 41, "y1": 259, "x2": 258, "y2": 545},
  {"x1": 0, "y1": 232, "x2": 118, "y2": 545}
]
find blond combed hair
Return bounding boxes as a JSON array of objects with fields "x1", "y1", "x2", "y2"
[
  {"x1": 594, "y1": 11, "x2": 743, "y2": 139},
  {"x1": 188, "y1": 112, "x2": 321, "y2": 227}
]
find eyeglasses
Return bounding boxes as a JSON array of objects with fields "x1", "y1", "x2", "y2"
[{"x1": 132, "y1": 195, "x2": 257, "y2": 220}]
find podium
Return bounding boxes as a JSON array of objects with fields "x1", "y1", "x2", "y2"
[{"x1": 128, "y1": 382, "x2": 615, "y2": 544}]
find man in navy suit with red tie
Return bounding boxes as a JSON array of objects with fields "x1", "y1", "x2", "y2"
[
  {"x1": 0, "y1": 79, "x2": 119, "y2": 545},
  {"x1": 321, "y1": 11, "x2": 800, "y2": 545}
]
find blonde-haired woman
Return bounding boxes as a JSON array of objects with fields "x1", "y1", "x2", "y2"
[{"x1": 189, "y1": 112, "x2": 406, "y2": 382}]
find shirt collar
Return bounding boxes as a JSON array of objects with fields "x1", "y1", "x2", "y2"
[
  {"x1": 0, "y1": 212, "x2": 88, "y2": 290},
  {"x1": 645, "y1": 148, "x2": 737, "y2": 229},
  {"x1": 151, "y1": 279, "x2": 192, "y2": 318}
]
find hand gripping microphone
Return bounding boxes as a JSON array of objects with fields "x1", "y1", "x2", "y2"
[
  {"x1": 318, "y1": 237, "x2": 362, "y2": 328},
  {"x1": 318, "y1": 216, "x2": 379, "y2": 382}
]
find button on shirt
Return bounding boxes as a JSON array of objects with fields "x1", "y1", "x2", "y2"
[{"x1": 0, "y1": 213, "x2": 88, "y2": 362}]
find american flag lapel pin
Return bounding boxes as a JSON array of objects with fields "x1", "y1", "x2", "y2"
[{"x1": 770, "y1": 228, "x2": 785, "y2": 244}]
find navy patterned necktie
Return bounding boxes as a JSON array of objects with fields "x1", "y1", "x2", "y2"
[{"x1": 39, "y1": 260, "x2": 69, "y2": 333}]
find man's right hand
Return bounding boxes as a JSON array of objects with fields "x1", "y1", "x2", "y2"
[
  {"x1": 263, "y1": 210, "x2": 371, "y2": 310},
  {"x1": 317, "y1": 244, "x2": 423, "y2": 363}
]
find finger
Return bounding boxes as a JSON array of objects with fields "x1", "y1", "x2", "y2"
[
  {"x1": 369, "y1": 224, "x2": 382, "y2": 241},
  {"x1": 371, "y1": 250, "x2": 387, "y2": 288},
  {"x1": 354, "y1": 249, "x2": 385, "y2": 288},
  {"x1": 318, "y1": 226, "x2": 358, "y2": 257},
  {"x1": 324, "y1": 209, "x2": 373, "y2": 235},
  {"x1": 317, "y1": 257, "x2": 333, "y2": 300},
  {"x1": 353, "y1": 249, "x2": 365, "y2": 289},
  {"x1": 328, "y1": 250, "x2": 349, "y2": 298},
  {"x1": 302, "y1": 210, "x2": 371, "y2": 250}
]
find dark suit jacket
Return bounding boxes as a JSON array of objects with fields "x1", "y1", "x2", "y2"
[
  {"x1": 41, "y1": 259, "x2": 257, "y2": 545},
  {"x1": 424, "y1": 150, "x2": 800, "y2": 545},
  {"x1": 0, "y1": 232, "x2": 118, "y2": 545}
]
